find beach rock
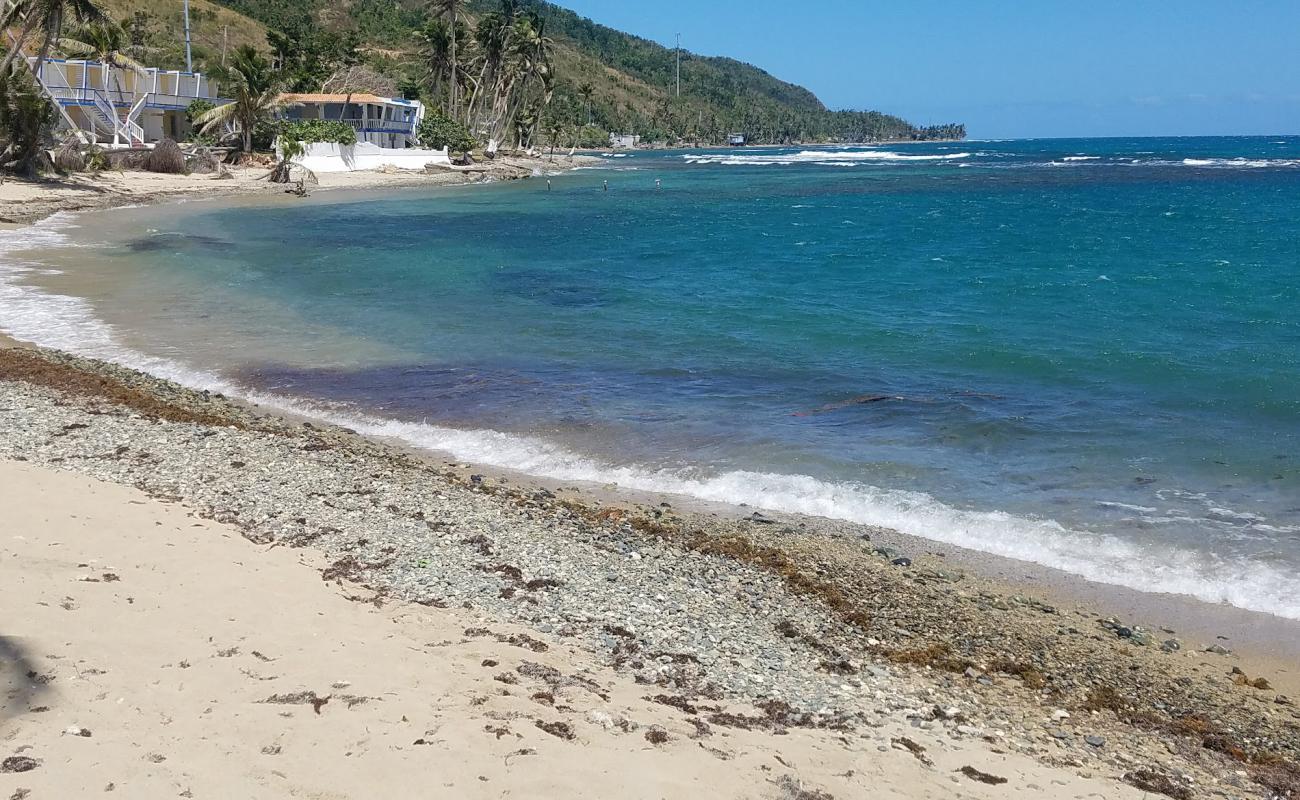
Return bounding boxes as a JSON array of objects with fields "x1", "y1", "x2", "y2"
[
  {"x1": 1085, "y1": 735, "x2": 1105, "y2": 748},
  {"x1": 891, "y1": 557, "x2": 912, "y2": 568},
  {"x1": 1128, "y1": 630, "x2": 1153, "y2": 646},
  {"x1": 1205, "y1": 644, "x2": 1232, "y2": 656},
  {"x1": 1160, "y1": 639, "x2": 1181, "y2": 652}
]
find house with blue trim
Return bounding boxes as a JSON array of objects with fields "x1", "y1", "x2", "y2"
[
  {"x1": 279, "y1": 94, "x2": 425, "y2": 149},
  {"x1": 29, "y1": 57, "x2": 226, "y2": 147}
]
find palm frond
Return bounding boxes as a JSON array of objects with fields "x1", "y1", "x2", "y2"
[
  {"x1": 54, "y1": 36, "x2": 94, "y2": 57},
  {"x1": 196, "y1": 101, "x2": 237, "y2": 129},
  {"x1": 108, "y1": 52, "x2": 148, "y2": 76}
]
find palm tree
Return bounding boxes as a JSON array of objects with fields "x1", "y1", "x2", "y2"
[
  {"x1": 419, "y1": 18, "x2": 471, "y2": 118},
  {"x1": 57, "y1": 21, "x2": 147, "y2": 102},
  {"x1": 195, "y1": 45, "x2": 290, "y2": 153},
  {"x1": 418, "y1": 19, "x2": 452, "y2": 103},
  {"x1": 489, "y1": 12, "x2": 551, "y2": 148},
  {"x1": 269, "y1": 136, "x2": 315, "y2": 186},
  {"x1": 545, "y1": 120, "x2": 562, "y2": 160},
  {"x1": 429, "y1": 0, "x2": 462, "y2": 119},
  {"x1": 0, "y1": 0, "x2": 107, "y2": 77},
  {"x1": 577, "y1": 82, "x2": 593, "y2": 126},
  {"x1": 0, "y1": 65, "x2": 55, "y2": 176},
  {"x1": 464, "y1": 7, "x2": 508, "y2": 131}
]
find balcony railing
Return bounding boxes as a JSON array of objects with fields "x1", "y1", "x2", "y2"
[
  {"x1": 40, "y1": 85, "x2": 220, "y2": 110},
  {"x1": 299, "y1": 117, "x2": 417, "y2": 136}
]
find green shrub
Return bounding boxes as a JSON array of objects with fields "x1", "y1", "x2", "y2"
[
  {"x1": 416, "y1": 111, "x2": 476, "y2": 154},
  {"x1": 185, "y1": 99, "x2": 215, "y2": 126},
  {"x1": 279, "y1": 118, "x2": 358, "y2": 146}
]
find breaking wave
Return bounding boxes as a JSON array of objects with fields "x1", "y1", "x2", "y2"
[
  {"x1": 1180, "y1": 157, "x2": 1300, "y2": 168},
  {"x1": 684, "y1": 149, "x2": 972, "y2": 167}
]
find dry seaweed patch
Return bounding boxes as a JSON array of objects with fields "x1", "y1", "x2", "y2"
[
  {"x1": 1252, "y1": 762, "x2": 1300, "y2": 799},
  {"x1": 534, "y1": 719, "x2": 575, "y2": 740},
  {"x1": 2, "y1": 755, "x2": 40, "y2": 773},
  {"x1": 1084, "y1": 685, "x2": 1300, "y2": 796},
  {"x1": 546, "y1": 501, "x2": 878, "y2": 629},
  {"x1": 958, "y1": 765, "x2": 1007, "y2": 785},
  {"x1": 648, "y1": 694, "x2": 701, "y2": 715},
  {"x1": 706, "y1": 699, "x2": 852, "y2": 734},
  {"x1": 772, "y1": 775, "x2": 835, "y2": 800},
  {"x1": 887, "y1": 642, "x2": 973, "y2": 673},
  {"x1": 890, "y1": 736, "x2": 933, "y2": 767},
  {"x1": 689, "y1": 534, "x2": 872, "y2": 629},
  {"x1": 988, "y1": 658, "x2": 1048, "y2": 689},
  {"x1": 0, "y1": 348, "x2": 239, "y2": 428},
  {"x1": 261, "y1": 691, "x2": 332, "y2": 714},
  {"x1": 643, "y1": 727, "x2": 670, "y2": 745},
  {"x1": 1122, "y1": 767, "x2": 1193, "y2": 800}
]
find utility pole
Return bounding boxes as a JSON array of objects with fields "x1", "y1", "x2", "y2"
[
  {"x1": 676, "y1": 33, "x2": 686, "y2": 98},
  {"x1": 182, "y1": 0, "x2": 193, "y2": 72}
]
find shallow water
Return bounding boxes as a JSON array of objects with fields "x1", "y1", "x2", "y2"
[{"x1": 4, "y1": 136, "x2": 1299, "y2": 618}]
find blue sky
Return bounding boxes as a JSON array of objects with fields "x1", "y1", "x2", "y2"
[{"x1": 556, "y1": 1, "x2": 1300, "y2": 139}]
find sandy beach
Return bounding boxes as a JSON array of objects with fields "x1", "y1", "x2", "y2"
[
  {"x1": 0, "y1": 154, "x2": 600, "y2": 226},
  {"x1": 1, "y1": 456, "x2": 1156, "y2": 799},
  {"x1": 0, "y1": 343, "x2": 1297, "y2": 800}
]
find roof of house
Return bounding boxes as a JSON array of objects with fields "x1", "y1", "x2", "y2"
[{"x1": 280, "y1": 93, "x2": 415, "y2": 106}]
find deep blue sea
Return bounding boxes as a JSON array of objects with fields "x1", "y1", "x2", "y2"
[{"x1": 3, "y1": 136, "x2": 1299, "y2": 618}]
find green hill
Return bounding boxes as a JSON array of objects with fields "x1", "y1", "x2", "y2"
[{"x1": 100, "y1": 0, "x2": 964, "y2": 145}]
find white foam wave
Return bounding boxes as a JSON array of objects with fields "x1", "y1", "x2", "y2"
[
  {"x1": 280, "y1": 412, "x2": 1300, "y2": 621},
  {"x1": 2, "y1": 217, "x2": 1299, "y2": 622},
  {"x1": 1061, "y1": 156, "x2": 1100, "y2": 161},
  {"x1": 684, "y1": 150, "x2": 972, "y2": 167},
  {"x1": 1180, "y1": 157, "x2": 1300, "y2": 168}
]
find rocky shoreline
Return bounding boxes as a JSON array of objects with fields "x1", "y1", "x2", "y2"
[{"x1": 1, "y1": 344, "x2": 1296, "y2": 800}]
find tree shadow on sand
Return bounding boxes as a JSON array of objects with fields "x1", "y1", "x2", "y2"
[{"x1": 0, "y1": 635, "x2": 50, "y2": 722}]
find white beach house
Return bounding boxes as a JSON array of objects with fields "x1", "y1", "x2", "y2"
[
  {"x1": 279, "y1": 93, "x2": 425, "y2": 149},
  {"x1": 28, "y1": 57, "x2": 225, "y2": 147}
]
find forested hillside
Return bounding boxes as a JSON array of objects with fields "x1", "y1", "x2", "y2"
[{"x1": 109, "y1": 0, "x2": 964, "y2": 145}]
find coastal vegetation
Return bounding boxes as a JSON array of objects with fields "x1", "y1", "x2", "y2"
[
  {"x1": 0, "y1": 66, "x2": 54, "y2": 176},
  {"x1": 0, "y1": 0, "x2": 963, "y2": 177},
  {"x1": 193, "y1": 43, "x2": 289, "y2": 153},
  {"x1": 279, "y1": 118, "x2": 357, "y2": 146},
  {"x1": 415, "y1": 109, "x2": 475, "y2": 157}
]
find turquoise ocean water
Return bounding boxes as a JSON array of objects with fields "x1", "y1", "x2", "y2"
[{"x1": 3, "y1": 136, "x2": 1298, "y2": 617}]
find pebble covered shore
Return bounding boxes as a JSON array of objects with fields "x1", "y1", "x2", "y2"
[{"x1": 1, "y1": 345, "x2": 1297, "y2": 800}]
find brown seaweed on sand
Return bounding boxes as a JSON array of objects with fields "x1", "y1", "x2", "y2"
[{"x1": 958, "y1": 766, "x2": 1007, "y2": 785}]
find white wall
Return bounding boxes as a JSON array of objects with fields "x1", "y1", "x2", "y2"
[{"x1": 289, "y1": 141, "x2": 451, "y2": 173}]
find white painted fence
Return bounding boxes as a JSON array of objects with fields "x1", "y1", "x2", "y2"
[{"x1": 287, "y1": 141, "x2": 451, "y2": 173}]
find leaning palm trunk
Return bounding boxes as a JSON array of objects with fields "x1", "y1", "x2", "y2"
[
  {"x1": 31, "y1": 8, "x2": 62, "y2": 76},
  {"x1": 0, "y1": 14, "x2": 41, "y2": 75}
]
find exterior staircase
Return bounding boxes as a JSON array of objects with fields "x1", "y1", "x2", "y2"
[{"x1": 3, "y1": 0, "x2": 147, "y2": 146}]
